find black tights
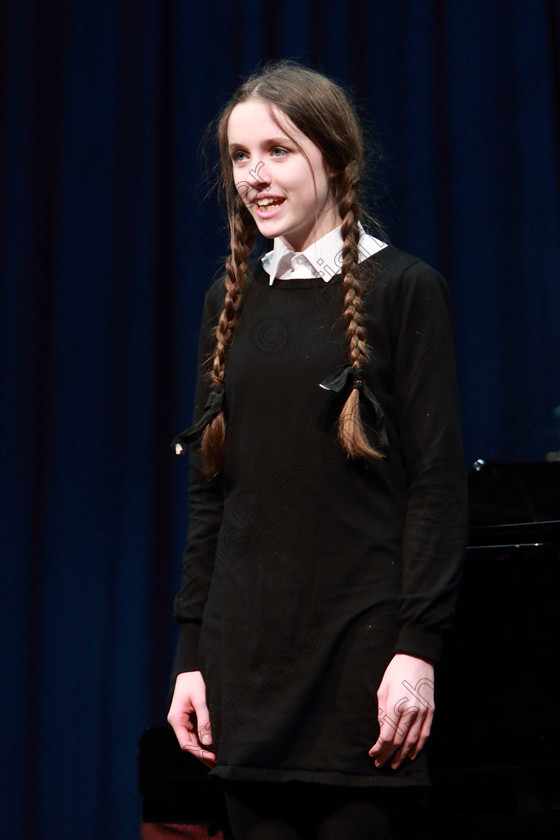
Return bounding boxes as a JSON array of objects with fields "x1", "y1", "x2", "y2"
[{"x1": 223, "y1": 781, "x2": 395, "y2": 840}]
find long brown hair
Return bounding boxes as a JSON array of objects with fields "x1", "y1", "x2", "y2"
[{"x1": 201, "y1": 61, "x2": 384, "y2": 477}]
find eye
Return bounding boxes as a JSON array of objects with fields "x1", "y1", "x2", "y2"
[
  {"x1": 271, "y1": 147, "x2": 288, "y2": 158},
  {"x1": 231, "y1": 150, "x2": 248, "y2": 163}
]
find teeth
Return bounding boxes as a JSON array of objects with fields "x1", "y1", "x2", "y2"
[{"x1": 257, "y1": 197, "x2": 281, "y2": 207}]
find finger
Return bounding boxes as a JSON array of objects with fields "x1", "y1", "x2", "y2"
[
  {"x1": 369, "y1": 731, "x2": 391, "y2": 761},
  {"x1": 390, "y1": 718, "x2": 422, "y2": 768},
  {"x1": 369, "y1": 722, "x2": 397, "y2": 758},
  {"x1": 192, "y1": 700, "x2": 213, "y2": 747},
  {"x1": 369, "y1": 712, "x2": 406, "y2": 765},
  {"x1": 369, "y1": 708, "x2": 403, "y2": 751},
  {"x1": 370, "y1": 703, "x2": 423, "y2": 767},
  {"x1": 181, "y1": 741, "x2": 217, "y2": 769},
  {"x1": 168, "y1": 719, "x2": 194, "y2": 750},
  {"x1": 408, "y1": 706, "x2": 434, "y2": 760},
  {"x1": 369, "y1": 737, "x2": 395, "y2": 767},
  {"x1": 392, "y1": 703, "x2": 434, "y2": 768},
  {"x1": 168, "y1": 715, "x2": 213, "y2": 759},
  {"x1": 174, "y1": 728, "x2": 216, "y2": 768}
]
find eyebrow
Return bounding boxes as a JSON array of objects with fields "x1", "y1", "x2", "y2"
[{"x1": 228, "y1": 136, "x2": 292, "y2": 151}]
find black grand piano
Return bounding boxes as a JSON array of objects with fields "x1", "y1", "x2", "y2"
[{"x1": 138, "y1": 461, "x2": 560, "y2": 839}]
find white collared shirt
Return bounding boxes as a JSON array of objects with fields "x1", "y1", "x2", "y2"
[{"x1": 261, "y1": 224, "x2": 387, "y2": 284}]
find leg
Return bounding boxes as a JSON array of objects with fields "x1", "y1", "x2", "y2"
[
  {"x1": 316, "y1": 796, "x2": 393, "y2": 840},
  {"x1": 223, "y1": 781, "x2": 396, "y2": 840},
  {"x1": 223, "y1": 781, "x2": 305, "y2": 840},
  {"x1": 314, "y1": 786, "x2": 430, "y2": 840}
]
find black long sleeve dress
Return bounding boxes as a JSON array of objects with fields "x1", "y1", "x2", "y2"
[{"x1": 172, "y1": 244, "x2": 468, "y2": 789}]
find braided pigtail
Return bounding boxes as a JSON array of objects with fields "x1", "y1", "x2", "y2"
[
  {"x1": 201, "y1": 199, "x2": 256, "y2": 478},
  {"x1": 177, "y1": 61, "x2": 388, "y2": 472},
  {"x1": 337, "y1": 172, "x2": 384, "y2": 462}
]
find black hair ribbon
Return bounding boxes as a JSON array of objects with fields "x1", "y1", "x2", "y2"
[
  {"x1": 170, "y1": 386, "x2": 224, "y2": 455},
  {"x1": 319, "y1": 364, "x2": 389, "y2": 448}
]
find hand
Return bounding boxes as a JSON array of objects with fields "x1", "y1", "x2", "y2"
[
  {"x1": 368, "y1": 653, "x2": 434, "y2": 770},
  {"x1": 167, "y1": 671, "x2": 216, "y2": 768}
]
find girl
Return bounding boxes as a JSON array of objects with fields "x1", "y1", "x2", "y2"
[{"x1": 167, "y1": 62, "x2": 467, "y2": 840}]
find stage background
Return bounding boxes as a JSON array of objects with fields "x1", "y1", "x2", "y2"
[{"x1": 1, "y1": 1, "x2": 559, "y2": 838}]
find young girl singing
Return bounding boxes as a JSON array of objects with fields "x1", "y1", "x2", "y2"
[{"x1": 167, "y1": 61, "x2": 467, "y2": 840}]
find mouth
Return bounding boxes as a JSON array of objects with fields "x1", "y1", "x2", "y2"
[{"x1": 253, "y1": 196, "x2": 285, "y2": 218}]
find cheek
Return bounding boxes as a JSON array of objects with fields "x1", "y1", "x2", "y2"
[
  {"x1": 289, "y1": 166, "x2": 316, "y2": 200},
  {"x1": 301, "y1": 171, "x2": 329, "y2": 208},
  {"x1": 233, "y1": 174, "x2": 251, "y2": 202},
  {"x1": 314, "y1": 165, "x2": 332, "y2": 200},
  {"x1": 296, "y1": 156, "x2": 331, "y2": 206},
  {"x1": 316, "y1": 173, "x2": 335, "y2": 211}
]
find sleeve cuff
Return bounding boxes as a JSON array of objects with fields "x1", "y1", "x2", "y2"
[
  {"x1": 393, "y1": 625, "x2": 443, "y2": 665},
  {"x1": 171, "y1": 623, "x2": 201, "y2": 681}
]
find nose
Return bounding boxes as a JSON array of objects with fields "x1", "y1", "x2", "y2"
[
  {"x1": 236, "y1": 160, "x2": 271, "y2": 202},
  {"x1": 248, "y1": 160, "x2": 271, "y2": 187}
]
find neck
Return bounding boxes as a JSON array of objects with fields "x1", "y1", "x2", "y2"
[{"x1": 281, "y1": 210, "x2": 342, "y2": 252}]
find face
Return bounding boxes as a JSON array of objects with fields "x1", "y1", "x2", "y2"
[{"x1": 227, "y1": 99, "x2": 341, "y2": 252}]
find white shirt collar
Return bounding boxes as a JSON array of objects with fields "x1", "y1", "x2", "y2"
[{"x1": 261, "y1": 223, "x2": 387, "y2": 285}]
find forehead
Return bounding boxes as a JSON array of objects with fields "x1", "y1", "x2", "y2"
[{"x1": 227, "y1": 99, "x2": 307, "y2": 147}]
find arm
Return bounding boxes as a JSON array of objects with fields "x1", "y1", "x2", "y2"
[
  {"x1": 168, "y1": 284, "x2": 225, "y2": 759},
  {"x1": 371, "y1": 260, "x2": 467, "y2": 767}
]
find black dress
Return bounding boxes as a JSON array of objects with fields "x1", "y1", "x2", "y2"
[{"x1": 172, "y1": 245, "x2": 468, "y2": 789}]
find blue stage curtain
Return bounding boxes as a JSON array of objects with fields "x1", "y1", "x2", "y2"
[{"x1": 1, "y1": 1, "x2": 558, "y2": 838}]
